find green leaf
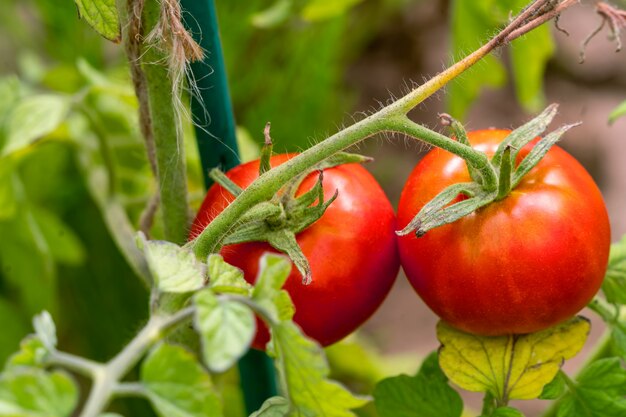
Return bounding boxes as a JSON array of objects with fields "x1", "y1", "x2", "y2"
[
  {"x1": 490, "y1": 407, "x2": 525, "y2": 417},
  {"x1": 268, "y1": 321, "x2": 369, "y2": 417},
  {"x1": 73, "y1": 0, "x2": 121, "y2": 42},
  {"x1": 373, "y1": 352, "x2": 463, "y2": 417},
  {"x1": 207, "y1": 254, "x2": 252, "y2": 296},
  {"x1": 33, "y1": 311, "x2": 56, "y2": 351},
  {"x1": 539, "y1": 372, "x2": 566, "y2": 400},
  {"x1": 193, "y1": 289, "x2": 255, "y2": 373},
  {"x1": 252, "y1": 254, "x2": 294, "y2": 323},
  {"x1": 437, "y1": 317, "x2": 590, "y2": 402},
  {"x1": 603, "y1": 235, "x2": 626, "y2": 305},
  {"x1": 0, "y1": 163, "x2": 17, "y2": 219},
  {"x1": 0, "y1": 299, "x2": 30, "y2": 366},
  {"x1": 249, "y1": 396, "x2": 290, "y2": 417},
  {"x1": 6, "y1": 336, "x2": 48, "y2": 370},
  {"x1": 1, "y1": 94, "x2": 70, "y2": 158},
  {"x1": 141, "y1": 343, "x2": 222, "y2": 417},
  {"x1": 0, "y1": 369, "x2": 78, "y2": 417},
  {"x1": 31, "y1": 207, "x2": 86, "y2": 266},
  {"x1": 609, "y1": 100, "x2": 626, "y2": 124},
  {"x1": 251, "y1": 0, "x2": 293, "y2": 29},
  {"x1": 509, "y1": 24, "x2": 554, "y2": 112},
  {"x1": 448, "y1": 0, "x2": 506, "y2": 119},
  {"x1": 137, "y1": 234, "x2": 206, "y2": 293},
  {"x1": 301, "y1": 0, "x2": 363, "y2": 22},
  {"x1": 0, "y1": 76, "x2": 22, "y2": 127},
  {"x1": 558, "y1": 358, "x2": 626, "y2": 417}
]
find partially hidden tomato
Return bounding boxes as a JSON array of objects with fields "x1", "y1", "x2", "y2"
[
  {"x1": 190, "y1": 154, "x2": 400, "y2": 348},
  {"x1": 397, "y1": 129, "x2": 610, "y2": 336}
]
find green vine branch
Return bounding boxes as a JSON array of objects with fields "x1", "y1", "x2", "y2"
[{"x1": 189, "y1": 0, "x2": 579, "y2": 258}]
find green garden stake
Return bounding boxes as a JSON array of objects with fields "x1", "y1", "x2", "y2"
[{"x1": 179, "y1": 0, "x2": 278, "y2": 412}]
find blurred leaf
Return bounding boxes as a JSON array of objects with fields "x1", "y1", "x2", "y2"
[
  {"x1": 0, "y1": 300, "x2": 30, "y2": 366},
  {"x1": 141, "y1": 343, "x2": 222, "y2": 417},
  {"x1": 0, "y1": 76, "x2": 22, "y2": 128},
  {"x1": 73, "y1": 0, "x2": 121, "y2": 42},
  {"x1": 1, "y1": 94, "x2": 70, "y2": 158},
  {"x1": 31, "y1": 207, "x2": 86, "y2": 265},
  {"x1": 437, "y1": 317, "x2": 589, "y2": 402},
  {"x1": 325, "y1": 338, "x2": 384, "y2": 390},
  {"x1": 251, "y1": 254, "x2": 294, "y2": 323},
  {"x1": 609, "y1": 100, "x2": 626, "y2": 125},
  {"x1": 510, "y1": 25, "x2": 553, "y2": 112},
  {"x1": 6, "y1": 336, "x2": 48, "y2": 370},
  {"x1": 558, "y1": 358, "x2": 626, "y2": 417},
  {"x1": 0, "y1": 369, "x2": 78, "y2": 417},
  {"x1": 249, "y1": 396, "x2": 290, "y2": 417},
  {"x1": 448, "y1": 0, "x2": 506, "y2": 119},
  {"x1": 193, "y1": 288, "x2": 255, "y2": 373},
  {"x1": 488, "y1": 408, "x2": 524, "y2": 417},
  {"x1": 268, "y1": 321, "x2": 369, "y2": 417},
  {"x1": 0, "y1": 164, "x2": 17, "y2": 219},
  {"x1": 207, "y1": 254, "x2": 251, "y2": 296},
  {"x1": 251, "y1": 0, "x2": 293, "y2": 29},
  {"x1": 603, "y1": 235, "x2": 626, "y2": 305},
  {"x1": 32, "y1": 311, "x2": 56, "y2": 350},
  {"x1": 235, "y1": 126, "x2": 261, "y2": 164},
  {"x1": 137, "y1": 235, "x2": 205, "y2": 293},
  {"x1": 374, "y1": 352, "x2": 463, "y2": 417},
  {"x1": 448, "y1": 0, "x2": 554, "y2": 119},
  {"x1": 539, "y1": 372, "x2": 566, "y2": 400},
  {"x1": 302, "y1": 0, "x2": 363, "y2": 22}
]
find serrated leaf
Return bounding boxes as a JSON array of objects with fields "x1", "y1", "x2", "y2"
[
  {"x1": 193, "y1": 289, "x2": 255, "y2": 373},
  {"x1": 603, "y1": 235, "x2": 626, "y2": 305},
  {"x1": 373, "y1": 352, "x2": 463, "y2": 417},
  {"x1": 0, "y1": 369, "x2": 78, "y2": 417},
  {"x1": 609, "y1": 100, "x2": 626, "y2": 124},
  {"x1": 2, "y1": 94, "x2": 70, "y2": 158},
  {"x1": 6, "y1": 336, "x2": 48, "y2": 370},
  {"x1": 437, "y1": 317, "x2": 590, "y2": 402},
  {"x1": 252, "y1": 254, "x2": 294, "y2": 323},
  {"x1": 268, "y1": 321, "x2": 368, "y2": 417},
  {"x1": 510, "y1": 24, "x2": 554, "y2": 112},
  {"x1": 141, "y1": 343, "x2": 222, "y2": 417},
  {"x1": 249, "y1": 396, "x2": 290, "y2": 417},
  {"x1": 33, "y1": 311, "x2": 56, "y2": 351},
  {"x1": 31, "y1": 207, "x2": 86, "y2": 266},
  {"x1": 138, "y1": 234, "x2": 206, "y2": 293},
  {"x1": 207, "y1": 254, "x2": 251, "y2": 295},
  {"x1": 73, "y1": 0, "x2": 121, "y2": 42},
  {"x1": 557, "y1": 358, "x2": 626, "y2": 417},
  {"x1": 539, "y1": 372, "x2": 566, "y2": 400},
  {"x1": 301, "y1": 0, "x2": 363, "y2": 22}
]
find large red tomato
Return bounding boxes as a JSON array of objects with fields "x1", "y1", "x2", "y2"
[
  {"x1": 398, "y1": 129, "x2": 610, "y2": 335},
  {"x1": 190, "y1": 154, "x2": 400, "y2": 348}
]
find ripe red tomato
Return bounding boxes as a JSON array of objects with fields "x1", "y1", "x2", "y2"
[
  {"x1": 190, "y1": 154, "x2": 400, "y2": 348},
  {"x1": 397, "y1": 129, "x2": 610, "y2": 336}
]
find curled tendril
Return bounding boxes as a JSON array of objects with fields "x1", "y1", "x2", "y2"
[{"x1": 580, "y1": 1, "x2": 626, "y2": 63}]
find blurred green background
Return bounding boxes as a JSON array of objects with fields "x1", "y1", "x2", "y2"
[{"x1": 1, "y1": 1, "x2": 625, "y2": 416}]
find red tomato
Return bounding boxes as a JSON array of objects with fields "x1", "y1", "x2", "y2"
[
  {"x1": 190, "y1": 154, "x2": 400, "y2": 348},
  {"x1": 397, "y1": 129, "x2": 610, "y2": 335}
]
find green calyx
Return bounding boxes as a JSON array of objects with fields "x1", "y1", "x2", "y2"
[
  {"x1": 398, "y1": 104, "x2": 579, "y2": 238},
  {"x1": 211, "y1": 149, "x2": 371, "y2": 284}
]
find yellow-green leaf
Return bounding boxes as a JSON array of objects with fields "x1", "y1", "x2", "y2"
[
  {"x1": 73, "y1": 0, "x2": 121, "y2": 42},
  {"x1": 437, "y1": 317, "x2": 590, "y2": 402}
]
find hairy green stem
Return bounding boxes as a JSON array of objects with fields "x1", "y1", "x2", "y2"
[
  {"x1": 78, "y1": 308, "x2": 195, "y2": 417},
  {"x1": 140, "y1": 0, "x2": 190, "y2": 245},
  {"x1": 188, "y1": 0, "x2": 579, "y2": 257},
  {"x1": 47, "y1": 351, "x2": 104, "y2": 378}
]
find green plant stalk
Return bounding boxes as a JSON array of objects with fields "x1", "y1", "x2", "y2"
[
  {"x1": 190, "y1": 0, "x2": 572, "y2": 257},
  {"x1": 140, "y1": 0, "x2": 190, "y2": 245}
]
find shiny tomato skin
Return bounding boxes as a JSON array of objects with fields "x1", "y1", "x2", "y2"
[
  {"x1": 398, "y1": 129, "x2": 610, "y2": 336},
  {"x1": 190, "y1": 154, "x2": 400, "y2": 348}
]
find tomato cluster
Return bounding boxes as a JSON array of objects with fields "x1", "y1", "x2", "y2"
[{"x1": 191, "y1": 130, "x2": 610, "y2": 346}]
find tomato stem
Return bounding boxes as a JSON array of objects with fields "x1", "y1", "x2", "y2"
[{"x1": 496, "y1": 146, "x2": 513, "y2": 200}]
